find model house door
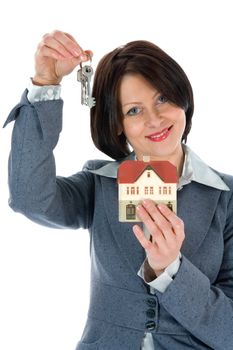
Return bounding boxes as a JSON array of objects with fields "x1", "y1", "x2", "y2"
[{"x1": 126, "y1": 203, "x2": 136, "y2": 220}]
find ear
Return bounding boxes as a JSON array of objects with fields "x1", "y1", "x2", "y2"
[{"x1": 117, "y1": 126, "x2": 123, "y2": 136}]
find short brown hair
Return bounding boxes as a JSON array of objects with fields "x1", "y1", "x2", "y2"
[{"x1": 91, "y1": 40, "x2": 194, "y2": 160}]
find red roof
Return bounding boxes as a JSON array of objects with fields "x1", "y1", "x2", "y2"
[{"x1": 117, "y1": 160, "x2": 177, "y2": 184}]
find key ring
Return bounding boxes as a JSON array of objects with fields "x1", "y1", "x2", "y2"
[{"x1": 80, "y1": 53, "x2": 92, "y2": 69}]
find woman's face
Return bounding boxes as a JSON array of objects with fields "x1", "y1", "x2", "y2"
[{"x1": 120, "y1": 74, "x2": 186, "y2": 171}]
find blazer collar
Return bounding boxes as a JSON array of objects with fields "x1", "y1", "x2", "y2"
[
  {"x1": 89, "y1": 145, "x2": 229, "y2": 192},
  {"x1": 88, "y1": 152, "x2": 134, "y2": 178},
  {"x1": 182, "y1": 145, "x2": 229, "y2": 191}
]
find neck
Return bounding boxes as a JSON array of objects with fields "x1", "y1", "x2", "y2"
[{"x1": 136, "y1": 145, "x2": 185, "y2": 177}]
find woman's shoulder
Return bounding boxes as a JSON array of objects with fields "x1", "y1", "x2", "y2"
[
  {"x1": 82, "y1": 159, "x2": 116, "y2": 171},
  {"x1": 81, "y1": 158, "x2": 120, "y2": 179}
]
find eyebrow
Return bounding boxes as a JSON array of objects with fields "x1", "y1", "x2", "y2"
[
  {"x1": 122, "y1": 91, "x2": 160, "y2": 107},
  {"x1": 122, "y1": 101, "x2": 142, "y2": 107}
]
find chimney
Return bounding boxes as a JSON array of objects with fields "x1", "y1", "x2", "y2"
[{"x1": 142, "y1": 155, "x2": 150, "y2": 162}]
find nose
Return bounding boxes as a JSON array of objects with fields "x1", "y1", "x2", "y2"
[{"x1": 144, "y1": 108, "x2": 163, "y2": 128}]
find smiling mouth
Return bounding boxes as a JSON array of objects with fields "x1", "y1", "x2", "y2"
[{"x1": 145, "y1": 126, "x2": 173, "y2": 142}]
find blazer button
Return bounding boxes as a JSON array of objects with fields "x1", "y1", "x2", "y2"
[
  {"x1": 146, "y1": 298, "x2": 156, "y2": 308},
  {"x1": 145, "y1": 321, "x2": 156, "y2": 331},
  {"x1": 146, "y1": 308, "x2": 156, "y2": 318}
]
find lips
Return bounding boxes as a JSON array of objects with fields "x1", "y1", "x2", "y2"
[{"x1": 145, "y1": 126, "x2": 172, "y2": 142}]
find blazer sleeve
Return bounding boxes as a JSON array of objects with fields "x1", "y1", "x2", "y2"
[
  {"x1": 157, "y1": 188, "x2": 233, "y2": 350},
  {"x1": 5, "y1": 90, "x2": 94, "y2": 229}
]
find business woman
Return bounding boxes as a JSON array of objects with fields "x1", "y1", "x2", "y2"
[{"x1": 5, "y1": 30, "x2": 233, "y2": 349}]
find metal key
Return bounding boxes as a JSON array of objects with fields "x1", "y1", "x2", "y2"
[
  {"x1": 77, "y1": 62, "x2": 96, "y2": 108},
  {"x1": 77, "y1": 68, "x2": 87, "y2": 105},
  {"x1": 82, "y1": 65, "x2": 96, "y2": 108}
]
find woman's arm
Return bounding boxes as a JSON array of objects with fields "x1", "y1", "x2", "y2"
[
  {"x1": 6, "y1": 90, "x2": 94, "y2": 229},
  {"x1": 5, "y1": 31, "x2": 95, "y2": 229}
]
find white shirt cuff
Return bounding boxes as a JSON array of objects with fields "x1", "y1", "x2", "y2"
[
  {"x1": 27, "y1": 79, "x2": 61, "y2": 103},
  {"x1": 137, "y1": 253, "x2": 181, "y2": 293}
]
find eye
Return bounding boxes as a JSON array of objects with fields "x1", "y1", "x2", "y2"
[
  {"x1": 157, "y1": 95, "x2": 168, "y2": 104},
  {"x1": 126, "y1": 106, "x2": 142, "y2": 116}
]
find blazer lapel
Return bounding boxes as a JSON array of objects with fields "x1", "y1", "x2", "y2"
[
  {"x1": 101, "y1": 176, "x2": 146, "y2": 274},
  {"x1": 177, "y1": 181, "x2": 222, "y2": 258}
]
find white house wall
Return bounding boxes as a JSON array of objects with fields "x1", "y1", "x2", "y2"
[
  {"x1": 119, "y1": 170, "x2": 176, "y2": 201},
  {"x1": 118, "y1": 169, "x2": 177, "y2": 221}
]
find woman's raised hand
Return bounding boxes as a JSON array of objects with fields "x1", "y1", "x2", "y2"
[{"x1": 33, "y1": 30, "x2": 92, "y2": 85}]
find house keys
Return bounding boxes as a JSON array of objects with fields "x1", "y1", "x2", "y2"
[{"x1": 77, "y1": 57, "x2": 96, "y2": 108}]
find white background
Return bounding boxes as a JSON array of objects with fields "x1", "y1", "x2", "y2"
[{"x1": 0, "y1": 0, "x2": 233, "y2": 349}]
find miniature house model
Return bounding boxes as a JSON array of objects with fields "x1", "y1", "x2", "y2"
[{"x1": 118, "y1": 159, "x2": 177, "y2": 222}]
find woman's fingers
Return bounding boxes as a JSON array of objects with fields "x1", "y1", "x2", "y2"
[
  {"x1": 141, "y1": 201, "x2": 173, "y2": 240},
  {"x1": 36, "y1": 44, "x2": 69, "y2": 61},
  {"x1": 141, "y1": 200, "x2": 184, "y2": 242},
  {"x1": 34, "y1": 30, "x2": 93, "y2": 85},
  {"x1": 136, "y1": 202, "x2": 175, "y2": 246},
  {"x1": 40, "y1": 36, "x2": 75, "y2": 59},
  {"x1": 47, "y1": 30, "x2": 83, "y2": 56},
  {"x1": 132, "y1": 200, "x2": 185, "y2": 273},
  {"x1": 157, "y1": 203, "x2": 185, "y2": 240},
  {"x1": 132, "y1": 224, "x2": 153, "y2": 250},
  {"x1": 135, "y1": 205, "x2": 168, "y2": 251},
  {"x1": 39, "y1": 31, "x2": 93, "y2": 62}
]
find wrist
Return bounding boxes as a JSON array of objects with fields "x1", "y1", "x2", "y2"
[
  {"x1": 144, "y1": 259, "x2": 165, "y2": 282},
  {"x1": 31, "y1": 76, "x2": 61, "y2": 86}
]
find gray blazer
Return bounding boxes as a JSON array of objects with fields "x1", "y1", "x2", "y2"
[{"x1": 5, "y1": 91, "x2": 233, "y2": 349}]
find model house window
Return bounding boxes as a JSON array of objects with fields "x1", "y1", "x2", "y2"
[
  {"x1": 136, "y1": 187, "x2": 139, "y2": 195},
  {"x1": 168, "y1": 186, "x2": 171, "y2": 194},
  {"x1": 126, "y1": 187, "x2": 129, "y2": 195},
  {"x1": 131, "y1": 187, "x2": 135, "y2": 195},
  {"x1": 147, "y1": 171, "x2": 151, "y2": 178},
  {"x1": 163, "y1": 187, "x2": 167, "y2": 194},
  {"x1": 159, "y1": 187, "x2": 162, "y2": 195},
  {"x1": 150, "y1": 187, "x2": 154, "y2": 195},
  {"x1": 144, "y1": 187, "x2": 149, "y2": 195}
]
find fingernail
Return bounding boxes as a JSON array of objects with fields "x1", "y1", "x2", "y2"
[
  {"x1": 158, "y1": 203, "x2": 166, "y2": 210},
  {"x1": 73, "y1": 48, "x2": 81, "y2": 56}
]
